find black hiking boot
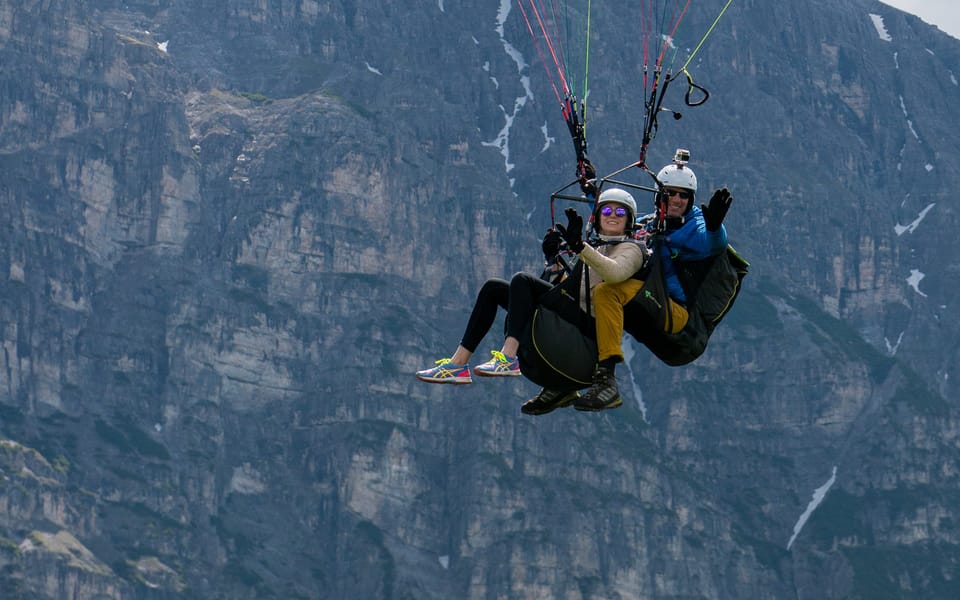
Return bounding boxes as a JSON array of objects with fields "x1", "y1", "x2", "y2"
[
  {"x1": 521, "y1": 388, "x2": 579, "y2": 416},
  {"x1": 574, "y1": 366, "x2": 622, "y2": 411}
]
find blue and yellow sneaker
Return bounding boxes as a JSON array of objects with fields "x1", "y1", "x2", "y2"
[
  {"x1": 416, "y1": 358, "x2": 473, "y2": 384},
  {"x1": 473, "y1": 350, "x2": 521, "y2": 377}
]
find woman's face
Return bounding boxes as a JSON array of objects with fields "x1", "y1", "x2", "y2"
[
  {"x1": 664, "y1": 187, "x2": 692, "y2": 218},
  {"x1": 597, "y1": 202, "x2": 629, "y2": 236}
]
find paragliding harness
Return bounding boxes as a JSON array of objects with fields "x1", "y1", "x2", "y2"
[
  {"x1": 624, "y1": 234, "x2": 749, "y2": 366},
  {"x1": 518, "y1": 255, "x2": 597, "y2": 392}
]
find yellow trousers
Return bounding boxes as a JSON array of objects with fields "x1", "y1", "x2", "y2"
[{"x1": 594, "y1": 279, "x2": 689, "y2": 362}]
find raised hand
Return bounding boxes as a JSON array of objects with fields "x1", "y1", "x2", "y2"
[
  {"x1": 556, "y1": 207, "x2": 585, "y2": 253},
  {"x1": 702, "y1": 187, "x2": 732, "y2": 232}
]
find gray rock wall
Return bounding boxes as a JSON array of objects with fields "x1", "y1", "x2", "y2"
[{"x1": 1, "y1": 0, "x2": 958, "y2": 598}]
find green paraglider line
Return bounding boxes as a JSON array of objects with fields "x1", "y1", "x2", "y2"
[{"x1": 681, "y1": 0, "x2": 735, "y2": 72}]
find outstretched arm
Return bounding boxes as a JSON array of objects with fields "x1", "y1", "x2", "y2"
[{"x1": 579, "y1": 243, "x2": 647, "y2": 284}]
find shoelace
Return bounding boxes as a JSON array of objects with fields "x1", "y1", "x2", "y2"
[{"x1": 489, "y1": 350, "x2": 510, "y2": 364}]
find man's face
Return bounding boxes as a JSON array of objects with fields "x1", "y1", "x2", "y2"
[{"x1": 664, "y1": 188, "x2": 691, "y2": 218}]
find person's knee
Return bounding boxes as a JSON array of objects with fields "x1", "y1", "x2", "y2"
[
  {"x1": 594, "y1": 282, "x2": 617, "y2": 304},
  {"x1": 509, "y1": 272, "x2": 540, "y2": 296},
  {"x1": 478, "y1": 278, "x2": 506, "y2": 299}
]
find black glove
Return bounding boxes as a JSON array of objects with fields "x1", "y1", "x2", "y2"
[
  {"x1": 555, "y1": 207, "x2": 584, "y2": 253},
  {"x1": 578, "y1": 159, "x2": 597, "y2": 197},
  {"x1": 702, "y1": 187, "x2": 732, "y2": 232},
  {"x1": 541, "y1": 229, "x2": 563, "y2": 259}
]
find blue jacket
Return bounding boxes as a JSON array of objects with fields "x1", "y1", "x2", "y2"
[{"x1": 641, "y1": 205, "x2": 728, "y2": 304}]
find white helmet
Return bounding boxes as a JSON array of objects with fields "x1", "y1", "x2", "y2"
[
  {"x1": 596, "y1": 187, "x2": 637, "y2": 223},
  {"x1": 656, "y1": 163, "x2": 698, "y2": 193},
  {"x1": 657, "y1": 158, "x2": 697, "y2": 214}
]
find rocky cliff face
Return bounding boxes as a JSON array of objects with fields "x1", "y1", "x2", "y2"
[{"x1": 1, "y1": 0, "x2": 959, "y2": 598}]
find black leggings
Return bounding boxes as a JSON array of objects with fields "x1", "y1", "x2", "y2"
[{"x1": 459, "y1": 272, "x2": 553, "y2": 353}]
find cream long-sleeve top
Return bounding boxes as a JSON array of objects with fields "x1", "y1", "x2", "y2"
[{"x1": 575, "y1": 235, "x2": 648, "y2": 316}]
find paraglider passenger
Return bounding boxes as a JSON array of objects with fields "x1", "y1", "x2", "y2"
[
  {"x1": 575, "y1": 158, "x2": 730, "y2": 410},
  {"x1": 416, "y1": 188, "x2": 647, "y2": 417},
  {"x1": 521, "y1": 188, "x2": 647, "y2": 414}
]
